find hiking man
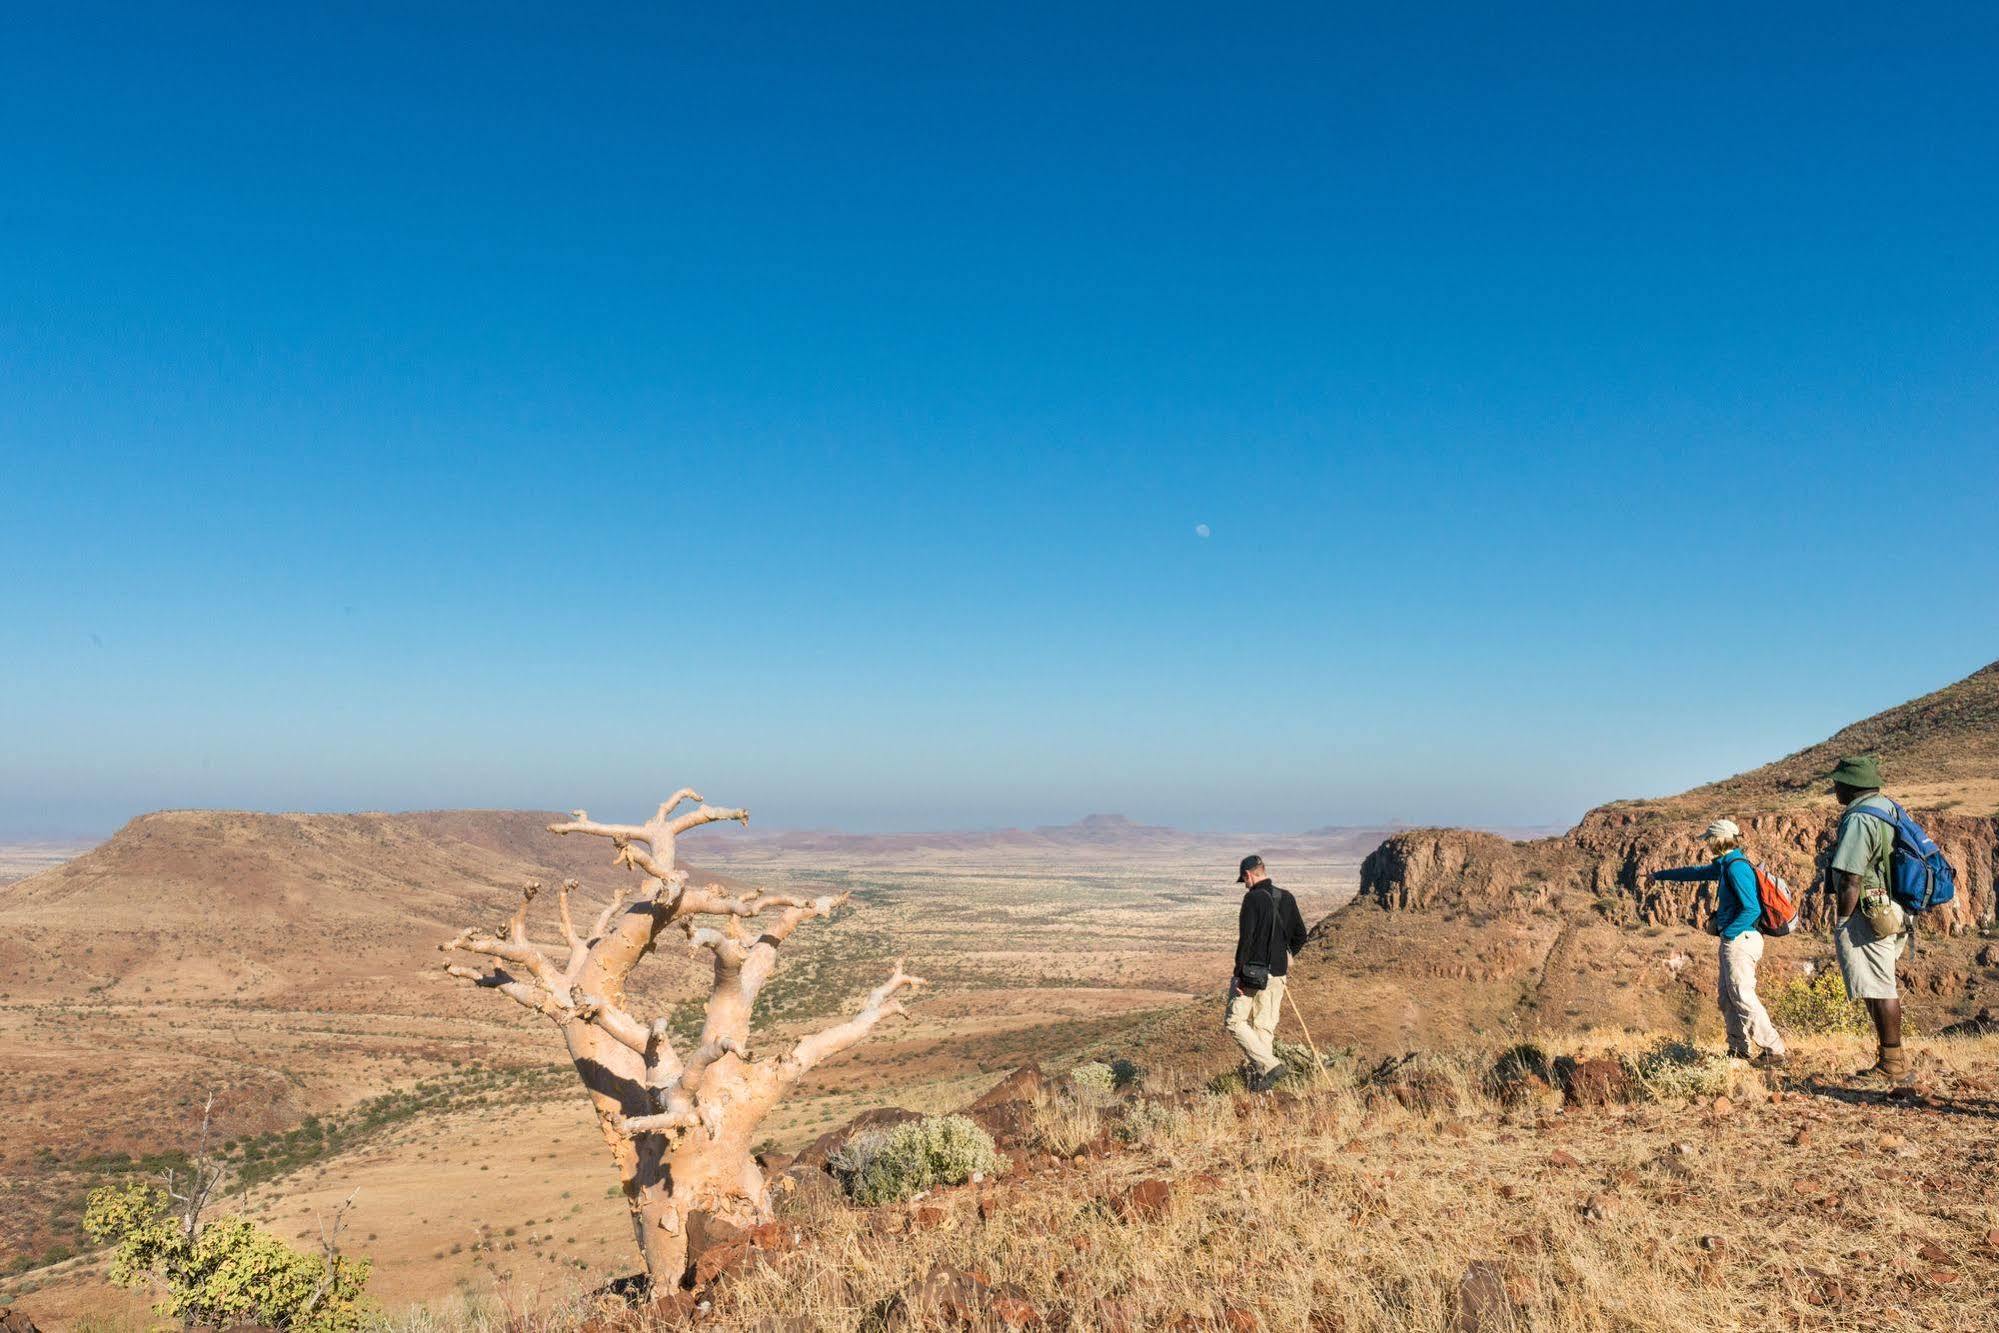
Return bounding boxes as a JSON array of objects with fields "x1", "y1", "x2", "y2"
[
  {"x1": 1646, "y1": 819, "x2": 1787, "y2": 1066},
  {"x1": 1226, "y1": 854, "x2": 1308, "y2": 1092},
  {"x1": 1826, "y1": 754, "x2": 1909, "y2": 1082}
]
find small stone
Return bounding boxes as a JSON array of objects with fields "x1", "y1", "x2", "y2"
[
  {"x1": 1710, "y1": 1096, "x2": 1733, "y2": 1115},
  {"x1": 1699, "y1": 1235, "x2": 1725, "y2": 1252},
  {"x1": 1581, "y1": 1192, "x2": 1619, "y2": 1222},
  {"x1": 1114, "y1": 1178, "x2": 1174, "y2": 1221},
  {"x1": 1221, "y1": 1308, "x2": 1259, "y2": 1333},
  {"x1": 914, "y1": 1205, "x2": 947, "y2": 1230},
  {"x1": 1548, "y1": 1150, "x2": 1580, "y2": 1168}
]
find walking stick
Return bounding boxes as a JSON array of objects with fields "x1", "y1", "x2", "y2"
[{"x1": 1284, "y1": 985, "x2": 1328, "y2": 1086}]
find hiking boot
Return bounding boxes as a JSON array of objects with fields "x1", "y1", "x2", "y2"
[
  {"x1": 1251, "y1": 1065, "x2": 1290, "y2": 1093},
  {"x1": 1853, "y1": 1044, "x2": 1908, "y2": 1084},
  {"x1": 1751, "y1": 1052, "x2": 1788, "y2": 1070}
]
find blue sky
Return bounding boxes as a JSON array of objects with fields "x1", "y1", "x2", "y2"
[{"x1": 3, "y1": 4, "x2": 1996, "y2": 838}]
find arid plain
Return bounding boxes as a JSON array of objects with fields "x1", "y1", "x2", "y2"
[{"x1": 0, "y1": 812, "x2": 1377, "y2": 1324}]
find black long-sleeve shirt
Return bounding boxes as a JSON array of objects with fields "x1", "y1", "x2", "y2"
[{"x1": 1235, "y1": 881, "x2": 1308, "y2": 979}]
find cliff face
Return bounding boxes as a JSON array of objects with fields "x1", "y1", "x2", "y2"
[{"x1": 1359, "y1": 806, "x2": 1998, "y2": 936}]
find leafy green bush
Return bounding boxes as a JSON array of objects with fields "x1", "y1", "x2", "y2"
[
  {"x1": 1108, "y1": 1057, "x2": 1144, "y2": 1090},
  {"x1": 83, "y1": 1182, "x2": 372, "y2": 1331},
  {"x1": 829, "y1": 1115, "x2": 1006, "y2": 1205},
  {"x1": 1631, "y1": 1041, "x2": 1733, "y2": 1101},
  {"x1": 1770, "y1": 967, "x2": 1871, "y2": 1037}
]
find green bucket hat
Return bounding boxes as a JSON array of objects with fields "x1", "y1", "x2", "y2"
[{"x1": 1829, "y1": 754, "x2": 1882, "y2": 789}]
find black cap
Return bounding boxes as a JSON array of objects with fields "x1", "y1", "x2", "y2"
[{"x1": 1236, "y1": 854, "x2": 1265, "y2": 884}]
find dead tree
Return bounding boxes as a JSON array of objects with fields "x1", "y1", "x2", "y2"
[{"x1": 440, "y1": 789, "x2": 923, "y2": 1289}]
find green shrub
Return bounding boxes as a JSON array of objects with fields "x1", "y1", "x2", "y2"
[
  {"x1": 1108, "y1": 1058, "x2": 1144, "y2": 1090},
  {"x1": 1632, "y1": 1040, "x2": 1733, "y2": 1101},
  {"x1": 829, "y1": 1115, "x2": 1006, "y2": 1206},
  {"x1": 83, "y1": 1182, "x2": 372, "y2": 1331},
  {"x1": 1108, "y1": 1097, "x2": 1181, "y2": 1146},
  {"x1": 1067, "y1": 1061, "x2": 1118, "y2": 1102},
  {"x1": 1770, "y1": 967, "x2": 1871, "y2": 1037}
]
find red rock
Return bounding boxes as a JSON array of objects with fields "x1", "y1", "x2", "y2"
[
  {"x1": 0, "y1": 1317, "x2": 41, "y2": 1333},
  {"x1": 1561, "y1": 1059, "x2": 1634, "y2": 1109},
  {"x1": 1453, "y1": 1260, "x2": 1516, "y2": 1333},
  {"x1": 1709, "y1": 1096, "x2": 1733, "y2": 1115},
  {"x1": 978, "y1": 1196, "x2": 1002, "y2": 1222},
  {"x1": 795, "y1": 1106, "x2": 925, "y2": 1169},
  {"x1": 1548, "y1": 1150, "x2": 1580, "y2": 1168},
  {"x1": 1114, "y1": 1178, "x2": 1174, "y2": 1221},
  {"x1": 988, "y1": 1292, "x2": 1045, "y2": 1328},
  {"x1": 1580, "y1": 1192, "x2": 1619, "y2": 1222},
  {"x1": 1916, "y1": 1240, "x2": 1950, "y2": 1265},
  {"x1": 1222, "y1": 1308, "x2": 1260, "y2": 1332},
  {"x1": 914, "y1": 1205, "x2": 947, "y2": 1230},
  {"x1": 967, "y1": 1063, "x2": 1046, "y2": 1109}
]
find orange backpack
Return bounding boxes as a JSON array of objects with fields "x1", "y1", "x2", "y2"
[{"x1": 1750, "y1": 861, "x2": 1799, "y2": 936}]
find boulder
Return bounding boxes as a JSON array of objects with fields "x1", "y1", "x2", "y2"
[
  {"x1": 684, "y1": 1212, "x2": 751, "y2": 1289},
  {"x1": 1560, "y1": 1058, "x2": 1634, "y2": 1108},
  {"x1": 794, "y1": 1106, "x2": 924, "y2": 1169},
  {"x1": 0, "y1": 1317, "x2": 40, "y2": 1333},
  {"x1": 966, "y1": 1063, "x2": 1046, "y2": 1109}
]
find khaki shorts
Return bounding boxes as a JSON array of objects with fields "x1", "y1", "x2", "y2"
[{"x1": 1835, "y1": 913, "x2": 1906, "y2": 1001}]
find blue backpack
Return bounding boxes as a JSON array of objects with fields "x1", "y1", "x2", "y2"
[{"x1": 1845, "y1": 799, "x2": 1958, "y2": 914}]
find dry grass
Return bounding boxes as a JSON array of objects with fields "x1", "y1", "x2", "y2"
[{"x1": 694, "y1": 1032, "x2": 1999, "y2": 1332}]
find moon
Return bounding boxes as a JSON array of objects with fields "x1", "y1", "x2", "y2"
[{"x1": 1194, "y1": 523, "x2": 1211, "y2": 539}]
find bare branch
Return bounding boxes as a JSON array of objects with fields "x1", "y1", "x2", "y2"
[
  {"x1": 657, "y1": 788, "x2": 704, "y2": 820},
  {"x1": 298, "y1": 1188, "x2": 360, "y2": 1319},
  {"x1": 681, "y1": 1035, "x2": 747, "y2": 1086},
  {"x1": 611, "y1": 1105, "x2": 703, "y2": 1138},
  {"x1": 556, "y1": 879, "x2": 583, "y2": 958},
  {"x1": 570, "y1": 990, "x2": 655, "y2": 1055},
  {"x1": 442, "y1": 963, "x2": 565, "y2": 1018},
  {"x1": 547, "y1": 809, "x2": 653, "y2": 844},
  {"x1": 781, "y1": 961, "x2": 926, "y2": 1080},
  {"x1": 667, "y1": 803, "x2": 750, "y2": 837},
  {"x1": 684, "y1": 924, "x2": 750, "y2": 968}
]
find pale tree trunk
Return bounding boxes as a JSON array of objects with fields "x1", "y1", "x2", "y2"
[{"x1": 440, "y1": 790, "x2": 921, "y2": 1291}]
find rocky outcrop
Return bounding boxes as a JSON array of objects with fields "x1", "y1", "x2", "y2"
[{"x1": 1359, "y1": 806, "x2": 1998, "y2": 937}]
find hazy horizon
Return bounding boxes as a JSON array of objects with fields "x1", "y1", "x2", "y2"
[{"x1": 5, "y1": 7, "x2": 1996, "y2": 841}]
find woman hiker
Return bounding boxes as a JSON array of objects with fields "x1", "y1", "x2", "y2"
[{"x1": 1647, "y1": 819, "x2": 1788, "y2": 1067}]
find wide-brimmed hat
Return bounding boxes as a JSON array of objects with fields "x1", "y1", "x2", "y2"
[
  {"x1": 1704, "y1": 819, "x2": 1741, "y2": 844},
  {"x1": 1830, "y1": 754, "x2": 1882, "y2": 789}
]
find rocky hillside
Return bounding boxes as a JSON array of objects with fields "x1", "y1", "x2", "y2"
[
  {"x1": 0, "y1": 807, "x2": 713, "y2": 1011},
  {"x1": 1278, "y1": 663, "x2": 1999, "y2": 1057}
]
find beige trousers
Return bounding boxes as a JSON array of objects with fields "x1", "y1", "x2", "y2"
[
  {"x1": 1718, "y1": 932, "x2": 1785, "y2": 1057},
  {"x1": 1225, "y1": 974, "x2": 1286, "y2": 1075}
]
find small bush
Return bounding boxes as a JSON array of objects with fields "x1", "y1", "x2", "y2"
[
  {"x1": 1108, "y1": 1058, "x2": 1144, "y2": 1090},
  {"x1": 1632, "y1": 1041, "x2": 1734, "y2": 1101},
  {"x1": 829, "y1": 1115, "x2": 1006, "y2": 1205},
  {"x1": 1067, "y1": 1061, "x2": 1118, "y2": 1102},
  {"x1": 1770, "y1": 968, "x2": 1871, "y2": 1037},
  {"x1": 1109, "y1": 1097, "x2": 1181, "y2": 1146},
  {"x1": 1205, "y1": 1068, "x2": 1248, "y2": 1095},
  {"x1": 83, "y1": 1182, "x2": 372, "y2": 1331}
]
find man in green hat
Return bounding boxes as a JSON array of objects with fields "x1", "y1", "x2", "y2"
[{"x1": 1826, "y1": 754, "x2": 1908, "y2": 1081}]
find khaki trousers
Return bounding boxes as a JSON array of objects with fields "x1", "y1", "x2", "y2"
[
  {"x1": 1225, "y1": 974, "x2": 1286, "y2": 1075},
  {"x1": 1718, "y1": 932, "x2": 1785, "y2": 1057}
]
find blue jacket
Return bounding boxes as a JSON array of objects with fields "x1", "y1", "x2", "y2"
[{"x1": 1652, "y1": 849, "x2": 1761, "y2": 940}]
